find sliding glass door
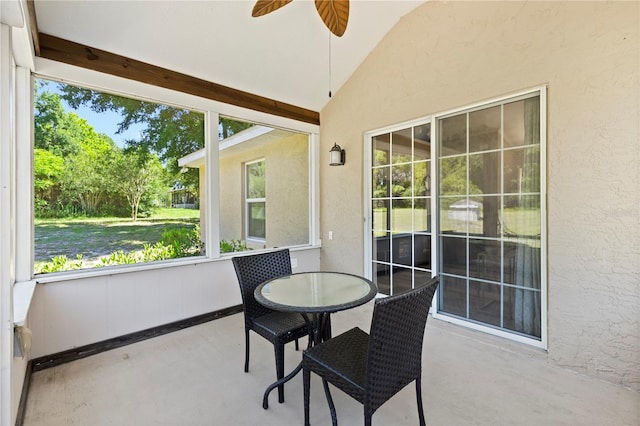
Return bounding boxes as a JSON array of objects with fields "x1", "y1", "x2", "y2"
[
  {"x1": 367, "y1": 89, "x2": 545, "y2": 343},
  {"x1": 370, "y1": 123, "x2": 433, "y2": 295},
  {"x1": 437, "y1": 94, "x2": 543, "y2": 340}
]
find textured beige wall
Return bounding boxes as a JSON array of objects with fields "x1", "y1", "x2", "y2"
[
  {"x1": 219, "y1": 133, "x2": 309, "y2": 247},
  {"x1": 219, "y1": 152, "x2": 243, "y2": 243},
  {"x1": 267, "y1": 133, "x2": 310, "y2": 247},
  {"x1": 319, "y1": 1, "x2": 639, "y2": 390}
]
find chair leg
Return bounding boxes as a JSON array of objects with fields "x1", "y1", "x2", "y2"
[
  {"x1": 416, "y1": 378, "x2": 426, "y2": 426},
  {"x1": 295, "y1": 338, "x2": 299, "y2": 351},
  {"x1": 322, "y1": 379, "x2": 337, "y2": 426},
  {"x1": 244, "y1": 328, "x2": 250, "y2": 373},
  {"x1": 303, "y1": 368, "x2": 311, "y2": 426},
  {"x1": 275, "y1": 344, "x2": 285, "y2": 403},
  {"x1": 364, "y1": 412, "x2": 372, "y2": 426}
]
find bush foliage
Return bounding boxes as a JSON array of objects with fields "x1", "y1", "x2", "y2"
[{"x1": 34, "y1": 224, "x2": 252, "y2": 274}]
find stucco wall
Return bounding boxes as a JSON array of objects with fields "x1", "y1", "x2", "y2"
[
  {"x1": 266, "y1": 133, "x2": 310, "y2": 247},
  {"x1": 219, "y1": 132, "x2": 309, "y2": 248},
  {"x1": 219, "y1": 151, "x2": 243, "y2": 243},
  {"x1": 319, "y1": 1, "x2": 639, "y2": 390}
]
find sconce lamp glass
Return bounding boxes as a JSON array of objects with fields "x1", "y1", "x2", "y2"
[{"x1": 329, "y1": 143, "x2": 345, "y2": 166}]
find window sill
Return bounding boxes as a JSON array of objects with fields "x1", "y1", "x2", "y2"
[
  {"x1": 14, "y1": 280, "x2": 37, "y2": 327},
  {"x1": 32, "y1": 244, "x2": 322, "y2": 284},
  {"x1": 34, "y1": 256, "x2": 214, "y2": 284}
]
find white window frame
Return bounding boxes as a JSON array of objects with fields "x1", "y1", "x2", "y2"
[
  {"x1": 22, "y1": 57, "x2": 320, "y2": 282},
  {"x1": 364, "y1": 86, "x2": 547, "y2": 349},
  {"x1": 245, "y1": 158, "x2": 266, "y2": 243}
]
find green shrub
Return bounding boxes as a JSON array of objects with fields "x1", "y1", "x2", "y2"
[
  {"x1": 220, "y1": 239, "x2": 250, "y2": 253},
  {"x1": 35, "y1": 228, "x2": 249, "y2": 274},
  {"x1": 160, "y1": 225, "x2": 202, "y2": 257},
  {"x1": 34, "y1": 254, "x2": 83, "y2": 273},
  {"x1": 35, "y1": 201, "x2": 87, "y2": 219},
  {"x1": 98, "y1": 242, "x2": 176, "y2": 266},
  {"x1": 140, "y1": 242, "x2": 176, "y2": 262},
  {"x1": 98, "y1": 250, "x2": 139, "y2": 266}
]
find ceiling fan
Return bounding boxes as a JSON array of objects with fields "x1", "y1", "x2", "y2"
[{"x1": 252, "y1": 0, "x2": 350, "y2": 37}]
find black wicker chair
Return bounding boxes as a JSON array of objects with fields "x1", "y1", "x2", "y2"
[
  {"x1": 232, "y1": 249, "x2": 309, "y2": 404},
  {"x1": 302, "y1": 276, "x2": 439, "y2": 426}
]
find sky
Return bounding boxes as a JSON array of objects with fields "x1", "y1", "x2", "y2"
[{"x1": 42, "y1": 79, "x2": 146, "y2": 148}]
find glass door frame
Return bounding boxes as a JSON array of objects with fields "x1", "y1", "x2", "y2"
[
  {"x1": 363, "y1": 116, "x2": 438, "y2": 296},
  {"x1": 363, "y1": 86, "x2": 547, "y2": 349}
]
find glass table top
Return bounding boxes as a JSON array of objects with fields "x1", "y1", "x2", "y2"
[{"x1": 255, "y1": 271, "x2": 378, "y2": 313}]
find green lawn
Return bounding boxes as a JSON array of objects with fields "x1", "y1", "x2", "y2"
[
  {"x1": 373, "y1": 207, "x2": 540, "y2": 237},
  {"x1": 35, "y1": 208, "x2": 200, "y2": 264}
]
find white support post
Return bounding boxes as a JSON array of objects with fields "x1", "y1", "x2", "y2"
[
  {"x1": 14, "y1": 66, "x2": 32, "y2": 282},
  {"x1": 309, "y1": 133, "x2": 321, "y2": 246},
  {"x1": 205, "y1": 112, "x2": 220, "y2": 258},
  {"x1": 0, "y1": 22, "x2": 15, "y2": 426}
]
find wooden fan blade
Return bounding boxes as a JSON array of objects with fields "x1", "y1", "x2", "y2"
[
  {"x1": 315, "y1": 0, "x2": 349, "y2": 37},
  {"x1": 252, "y1": 0, "x2": 294, "y2": 17}
]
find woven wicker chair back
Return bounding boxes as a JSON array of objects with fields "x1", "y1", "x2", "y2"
[
  {"x1": 232, "y1": 249, "x2": 292, "y2": 326},
  {"x1": 365, "y1": 277, "x2": 439, "y2": 412}
]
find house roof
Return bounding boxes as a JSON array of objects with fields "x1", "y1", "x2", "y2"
[
  {"x1": 30, "y1": 0, "x2": 426, "y2": 116},
  {"x1": 178, "y1": 125, "x2": 298, "y2": 168}
]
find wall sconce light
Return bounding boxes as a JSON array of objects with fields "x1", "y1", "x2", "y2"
[{"x1": 329, "y1": 143, "x2": 345, "y2": 166}]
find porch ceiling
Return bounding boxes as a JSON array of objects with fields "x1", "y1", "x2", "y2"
[{"x1": 32, "y1": 0, "x2": 426, "y2": 115}]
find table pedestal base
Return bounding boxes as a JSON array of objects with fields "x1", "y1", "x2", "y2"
[{"x1": 262, "y1": 312, "x2": 331, "y2": 409}]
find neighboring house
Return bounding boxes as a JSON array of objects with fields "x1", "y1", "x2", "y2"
[
  {"x1": 179, "y1": 125, "x2": 310, "y2": 251},
  {"x1": 169, "y1": 182, "x2": 197, "y2": 209}
]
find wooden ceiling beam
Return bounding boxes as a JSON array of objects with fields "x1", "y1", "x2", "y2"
[
  {"x1": 37, "y1": 33, "x2": 320, "y2": 125},
  {"x1": 26, "y1": 1, "x2": 40, "y2": 55}
]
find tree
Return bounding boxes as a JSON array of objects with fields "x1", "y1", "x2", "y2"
[
  {"x1": 61, "y1": 133, "x2": 120, "y2": 215},
  {"x1": 34, "y1": 81, "x2": 127, "y2": 216},
  {"x1": 59, "y1": 84, "x2": 253, "y2": 197},
  {"x1": 34, "y1": 148, "x2": 64, "y2": 213},
  {"x1": 59, "y1": 85, "x2": 252, "y2": 166},
  {"x1": 34, "y1": 82, "x2": 82, "y2": 157},
  {"x1": 114, "y1": 148, "x2": 167, "y2": 221}
]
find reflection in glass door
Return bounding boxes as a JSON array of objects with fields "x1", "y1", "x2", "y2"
[
  {"x1": 371, "y1": 123, "x2": 432, "y2": 295},
  {"x1": 437, "y1": 94, "x2": 543, "y2": 339}
]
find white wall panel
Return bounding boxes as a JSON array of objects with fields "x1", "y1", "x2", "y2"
[
  {"x1": 74, "y1": 278, "x2": 108, "y2": 346},
  {"x1": 180, "y1": 267, "x2": 206, "y2": 316},
  {"x1": 157, "y1": 270, "x2": 183, "y2": 325},
  {"x1": 42, "y1": 282, "x2": 80, "y2": 354},
  {"x1": 201, "y1": 260, "x2": 241, "y2": 311},
  {"x1": 106, "y1": 276, "x2": 137, "y2": 339},
  {"x1": 28, "y1": 248, "x2": 320, "y2": 358},
  {"x1": 133, "y1": 272, "x2": 162, "y2": 332}
]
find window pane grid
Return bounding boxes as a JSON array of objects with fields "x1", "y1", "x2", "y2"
[
  {"x1": 371, "y1": 123, "x2": 432, "y2": 295},
  {"x1": 437, "y1": 94, "x2": 542, "y2": 340}
]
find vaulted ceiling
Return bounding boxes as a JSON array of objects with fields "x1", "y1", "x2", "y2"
[{"x1": 30, "y1": 0, "x2": 426, "y2": 123}]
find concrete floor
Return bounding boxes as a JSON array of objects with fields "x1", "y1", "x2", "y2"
[{"x1": 24, "y1": 301, "x2": 639, "y2": 425}]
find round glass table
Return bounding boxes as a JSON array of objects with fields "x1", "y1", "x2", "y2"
[
  {"x1": 255, "y1": 271, "x2": 377, "y2": 314},
  {"x1": 254, "y1": 271, "x2": 377, "y2": 408}
]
